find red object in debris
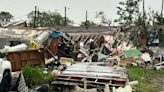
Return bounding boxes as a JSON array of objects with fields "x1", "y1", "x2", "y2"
[{"x1": 139, "y1": 38, "x2": 147, "y2": 46}]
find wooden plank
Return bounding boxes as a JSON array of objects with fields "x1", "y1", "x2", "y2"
[
  {"x1": 29, "y1": 51, "x2": 39, "y2": 59},
  {"x1": 58, "y1": 75, "x2": 127, "y2": 81},
  {"x1": 20, "y1": 52, "x2": 28, "y2": 60},
  {"x1": 15, "y1": 61, "x2": 22, "y2": 71},
  {"x1": 84, "y1": 35, "x2": 91, "y2": 45},
  {"x1": 77, "y1": 35, "x2": 82, "y2": 41},
  {"x1": 61, "y1": 71, "x2": 127, "y2": 79},
  {"x1": 13, "y1": 53, "x2": 21, "y2": 61},
  {"x1": 52, "y1": 80, "x2": 125, "y2": 87},
  {"x1": 94, "y1": 35, "x2": 101, "y2": 44},
  {"x1": 5, "y1": 48, "x2": 44, "y2": 72},
  {"x1": 95, "y1": 79, "x2": 98, "y2": 83}
]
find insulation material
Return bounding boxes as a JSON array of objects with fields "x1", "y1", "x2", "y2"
[
  {"x1": 104, "y1": 35, "x2": 115, "y2": 44},
  {"x1": 116, "y1": 85, "x2": 132, "y2": 92},
  {"x1": 34, "y1": 31, "x2": 50, "y2": 44},
  {"x1": 1, "y1": 44, "x2": 27, "y2": 53},
  {"x1": 122, "y1": 42, "x2": 134, "y2": 51},
  {"x1": 0, "y1": 28, "x2": 15, "y2": 35},
  {"x1": 104, "y1": 84, "x2": 110, "y2": 92},
  {"x1": 45, "y1": 57, "x2": 55, "y2": 64},
  {"x1": 80, "y1": 42, "x2": 84, "y2": 47},
  {"x1": 51, "y1": 70, "x2": 61, "y2": 76},
  {"x1": 140, "y1": 53, "x2": 151, "y2": 62},
  {"x1": 105, "y1": 43, "x2": 113, "y2": 51}
]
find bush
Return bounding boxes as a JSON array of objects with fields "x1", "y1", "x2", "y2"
[{"x1": 22, "y1": 65, "x2": 54, "y2": 88}]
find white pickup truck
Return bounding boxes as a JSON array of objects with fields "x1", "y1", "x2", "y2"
[{"x1": 0, "y1": 53, "x2": 12, "y2": 92}]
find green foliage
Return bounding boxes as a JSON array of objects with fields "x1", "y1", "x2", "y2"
[
  {"x1": 128, "y1": 67, "x2": 164, "y2": 92},
  {"x1": 0, "y1": 11, "x2": 13, "y2": 26},
  {"x1": 80, "y1": 20, "x2": 98, "y2": 27},
  {"x1": 154, "y1": 12, "x2": 164, "y2": 25},
  {"x1": 28, "y1": 11, "x2": 73, "y2": 27},
  {"x1": 22, "y1": 65, "x2": 54, "y2": 88},
  {"x1": 95, "y1": 11, "x2": 111, "y2": 26},
  {"x1": 116, "y1": 0, "x2": 141, "y2": 28}
]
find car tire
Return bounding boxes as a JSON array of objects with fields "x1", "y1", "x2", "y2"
[{"x1": 0, "y1": 71, "x2": 11, "y2": 92}]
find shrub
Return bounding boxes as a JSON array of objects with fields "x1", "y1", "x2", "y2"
[{"x1": 22, "y1": 65, "x2": 54, "y2": 88}]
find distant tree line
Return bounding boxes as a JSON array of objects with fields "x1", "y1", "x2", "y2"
[
  {"x1": 0, "y1": 11, "x2": 13, "y2": 27},
  {"x1": 0, "y1": 0, "x2": 164, "y2": 28},
  {"x1": 28, "y1": 11, "x2": 73, "y2": 27}
]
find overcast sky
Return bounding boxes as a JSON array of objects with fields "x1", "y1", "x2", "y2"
[{"x1": 0, "y1": 0, "x2": 162, "y2": 25}]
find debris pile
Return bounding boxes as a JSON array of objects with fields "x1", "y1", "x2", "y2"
[{"x1": 0, "y1": 27, "x2": 164, "y2": 92}]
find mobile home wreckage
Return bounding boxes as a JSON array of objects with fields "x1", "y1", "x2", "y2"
[
  {"x1": 51, "y1": 62, "x2": 129, "y2": 92},
  {"x1": 1, "y1": 26, "x2": 164, "y2": 92},
  {"x1": 0, "y1": 28, "x2": 50, "y2": 71}
]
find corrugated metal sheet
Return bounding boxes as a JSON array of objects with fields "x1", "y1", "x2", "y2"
[
  {"x1": 62, "y1": 62, "x2": 127, "y2": 78},
  {"x1": 52, "y1": 62, "x2": 128, "y2": 88}
]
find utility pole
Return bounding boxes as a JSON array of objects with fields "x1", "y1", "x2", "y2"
[
  {"x1": 142, "y1": 0, "x2": 145, "y2": 23},
  {"x1": 64, "y1": 6, "x2": 67, "y2": 26},
  {"x1": 85, "y1": 10, "x2": 88, "y2": 28},
  {"x1": 161, "y1": 0, "x2": 164, "y2": 24},
  {"x1": 37, "y1": 9, "x2": 39, "y2": 27},
  {"x1": 34, "y1": 6, "x2": 37, "y2": 28},
  {"x1": 142, "y1": 0, "x2": 146, "y2": 31}
]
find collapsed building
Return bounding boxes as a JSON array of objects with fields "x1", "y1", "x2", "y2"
[
  {"x1": 0, "y1": 28, "x2": 51, "y2": 71},
  {"x1": 0, "y1": 26, "x2": 163, "y2": 92}
]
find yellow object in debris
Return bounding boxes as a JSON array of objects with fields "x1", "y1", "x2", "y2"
[
  {"x1": 60, "y1": 57, "x2": 74, "y2": 67},
  {"x1": 29, "y1": 41, "x2": 40, "y2": 49}
]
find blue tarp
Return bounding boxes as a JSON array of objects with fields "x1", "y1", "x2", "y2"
[{"x1": 49, "y1": 32, "x2": 64, "y2": 38}]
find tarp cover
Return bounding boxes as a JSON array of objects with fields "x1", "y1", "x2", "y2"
[
  {"x1": 49, "y1": 32, "x2": 63, "y2": 38},
  {"x1": 123, "y1": 49, "x2": 141, "y2": 59}
]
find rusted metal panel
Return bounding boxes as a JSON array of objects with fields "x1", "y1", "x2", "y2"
[
  {"x1": 5, "y1": 48, "x2": 45, "y2": 72},
  {"x1": 48, "y1": 37, "x2": 61, "y2": 56}
]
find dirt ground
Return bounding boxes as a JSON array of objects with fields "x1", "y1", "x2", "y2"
[{"x1": 151, "y1": 77, "x2": 164, "y2": 91}]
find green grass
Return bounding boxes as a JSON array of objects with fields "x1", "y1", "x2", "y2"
[
  {"x1": 128, "y1": 67, "x2": 164, "y2": 92},
  {"x1": 22, "y1": 65, "x2": 54, "y2": 88}
]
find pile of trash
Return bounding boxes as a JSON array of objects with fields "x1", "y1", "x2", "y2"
[{"x1": 1, "y1": 27, "x2": 164, "y2": 92}]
